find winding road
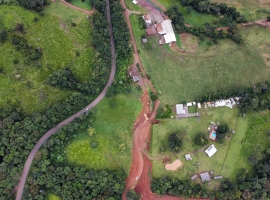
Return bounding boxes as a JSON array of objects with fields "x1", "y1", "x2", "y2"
[{"x1": 15, "y1": 0, "x2": 116, "y2": 199}]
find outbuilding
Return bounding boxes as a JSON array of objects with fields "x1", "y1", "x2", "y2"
[
  {"x1": 200, "y1": 172, "x2": 211, "y2": 182},
  {"x1": 185, "y1": 154, "x2": 192, "y2": 160},
  {"x1": 176, "y1": 104, "x2": 185, "y2": 114},
  {"x1": 205, "y1": 144, "x2": 217, "y2": 157}
]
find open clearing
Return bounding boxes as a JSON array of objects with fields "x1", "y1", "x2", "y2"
[
  {"x1": 0, "y1": 3, "x2": 94, "y2": 115},
  {"x1": 66, "y1": 93, "x2": 141, "y2": 173},
  {"x1": 151, "y1": 107, "x2": 248, "y2": 184},
  {"x1": 130, "y1": 14, "x2": 270, "y2": 105},
  {"x1": 47, "y1": 193, "x2": 61, "y2": 200},
  {"x1": 68, "y1": 0, "x2": 92, "y2": 10}
]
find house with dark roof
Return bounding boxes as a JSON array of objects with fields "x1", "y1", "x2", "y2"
[{"x1": 129, "y1": 68, "x2": 140, "y2": 82}]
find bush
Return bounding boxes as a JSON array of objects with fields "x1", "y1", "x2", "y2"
[
  {"x1": 149, "y1": 91, "x2": 158, "y2": 101},
  {"x1": 194, "y1": 133, "x2": 208, "y2": 146},
  {"x1": 90, "y1": 141, "x2": 98, "y2": 148},
  {"x1": 33, "y1": 17, "x2": 39, "y2": 22},
  {"x1": 0, "y1": 29, "x2": 7, "y2": 43},
  {"x1": 168, "y1": 132, "x2": 182, "y2": 153}
]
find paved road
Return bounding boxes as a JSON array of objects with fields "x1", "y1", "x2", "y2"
[{"x1": 15, "y1": 0, "x2": 116, "y2": 199}]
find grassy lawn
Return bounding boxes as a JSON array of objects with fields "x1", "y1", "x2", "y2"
[
  {"x1": 47, "y1": 193, "x2": 61, "y2": 200},
  {"x1": 124, "y1": 0, "x2": 147, "y2": 13},
  {"x1": 211, "y1": 0, "x2": 270, "y2": 21},
  {"x1": 66, "y1": 92, "x2": 142, "y2": 173},
  {"x1": 0, "y1": 3, "x2": 95, "y2": 115},
  {"x1": 130, "y1": 14, "x2": 270, "y2": 105},
  {"x1": 151, "y1": 107, "x2": 248, "y2": 185},
  {"x1": 68, "y1": 0, "x2": 92, "y2": 10}
]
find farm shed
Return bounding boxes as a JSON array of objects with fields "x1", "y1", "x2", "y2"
[
  {"x1": 176, "y1": 104, "x2": 185, "y2": 114},
  {"x1": 205, "y1": 144, "x2": 217, "y2": 157},
  {"x1": 185, "y1": 154, "x2": 192, "y2": 160},
  {"x1": 200, "y1": 172, "x2": 211, "y2": 182},
  {"x1": 191, "y1": 174, "x2": 198, "y2": 180},
  {"x1": 214, "y1": 176, "x2": 223, "y2": 180}
]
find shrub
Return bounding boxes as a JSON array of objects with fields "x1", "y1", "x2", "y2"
[
  {"x1": 0, "y1": 29, "x2": 7, "y2": 43},
  {"x1": 168, "y1": 132, "x2": 182, "y2": 153},
  {"x1": 33, "y1": 17, "x2": 39, "y2": 22},
  {"x1": 90, "y1": 141, "x2": 98, "y2": 148},
  {"x1": 149, "y1": 91, "x2": 158, "y2": 101},
  {"x1": 194, "y1": 133, "x2": 208, "y2": 146}
]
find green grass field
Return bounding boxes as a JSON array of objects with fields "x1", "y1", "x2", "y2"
[
  {"x1": 68, "y1": 0, "x2": 92, "y2": 10},
  {"x1": 151, "y1": 107, "x2": 248, "y2": 185},
  {"x1": 124, "y1": 0, "x2": 147, "y2": 13},
  {"x1": 211, "y1": 0, "x2": 270, "y2": 21},
  {"x1": 130, "y1": 14, "x2": 270, "y2": 105},
  {"x1": 0, "y1": 3, "x2": 95, "y2": 115},
  {"x1": 47, "y1": 193, "x2": 61, "y2": 200},
  {"x1": 66, "y1": 93, "x2": 141, "y2": 173}
]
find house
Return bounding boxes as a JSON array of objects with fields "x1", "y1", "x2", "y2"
[
  {"x1": 214, "y1": 176, "x2": 223, "y2": 180},
  {"x1": 187, "y1": 102, "x2": 192, "y2": 107},
  {"x1": 156, "y1": 20, "x2": 176, "y2": 44},
  {"x1": 205, "y1": 144, "x2": 217, "y2": 157},
  {"x1": 142, "y1": 38, "x2": 148, "y2": 43},
  {"x1": 185, "y1": 154, "x2": 192, "y2": 160},
  {"x1": 142, "y1": 14, "x2": 152, "y2": 28},
  {"x1": 146, "y1": 26, "x2": 156, "y2": 36},
  {"x1": 200, "y1": 172, "x2": 211, "y2": 182},
  {"x1": 191, "y1": 174, "x2": 198, "y2": 180},
  {"x1": 129, "y1": 68, "x2": 140, "y2": 82},
  {"x1": 176, "y1": 104, "x2": 185, "y2": 114}
]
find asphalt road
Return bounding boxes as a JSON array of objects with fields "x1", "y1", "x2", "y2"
[{"x1": 15, "y1": 0, "x2": 116, "y2": 199}]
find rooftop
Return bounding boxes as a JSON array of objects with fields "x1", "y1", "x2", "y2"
[
  {"x1": 176, "y1": 104, "x2": 185, "y2": 114},
  {"x1": 205, "y1": 144, "x2": 217, "y2": 157},
  {"x1": 200, "y1": 172, "x2": 211, "y2": 182}
]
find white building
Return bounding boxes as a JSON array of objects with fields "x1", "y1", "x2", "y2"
[
  {"x1": 156, "y1": 20, "x2": 176, "y2": 44},
  {"x1": 205, "y1": 144, "x2": 217, "y2": 157},
  {"x1": 176, "y1": 104, "x2": 185, "y2": 114}
]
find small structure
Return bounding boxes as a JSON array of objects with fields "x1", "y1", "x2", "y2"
[
  {"x1": 142, "y1": 14, "x2": 152, "y2": 28},
  {"x1": 193, "y1": 102, "x2": 196, "y2": 105},
  {"x1": 142, "y1": 38, "x2": 148, "y2": 43},
  {"x1": 146, "y1": 26, "x2": 156, "y2": 35},
  {"x1": 129, "y1": 68, "x2": 140, "y2": 82},
  {"x1": 205, "y1": 144, "x2": 217, "y2": 157},
  {"x1": 191, "y1": 174, "x2": 198, "y2": 180},
  {"x1": 210, "y1": 170, "x2": 214, "y2": 175},
  {"x1": 200, "y1": 172, "x2": 211, "y2": 182},
  {"x1": 214, "y1": 176, "x2": 223, "y2": 180},
  {"x1": 132, "y1": 0, "x2": 137, "y2": 4},
  {"x1": 197, "y1": 103, "x2": 201, "y2": 108},
  {"x1": 176, "y1": 104, "x2": 185, "y2": 114},
  {"x1": 185, "y1": 154, "x2": 192, "y2": 160},
  {"x1": 187, "y1": 102, "x2": 192, "y2": 107}
]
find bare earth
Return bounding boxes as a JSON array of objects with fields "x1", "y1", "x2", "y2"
[{"x1": 165, "y1": 159, "x2": 183, "y2": 171}]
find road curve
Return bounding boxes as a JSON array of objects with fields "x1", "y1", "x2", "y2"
[{"x1": 15, "y1": 0, "x2": 116, "y2": 199}]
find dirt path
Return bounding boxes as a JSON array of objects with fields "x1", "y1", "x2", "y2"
[
  {"x1": 15, "y1": 0, "x2": 115, "y2": 199},
  {"x1": 120, "y1": 0, "x2": 157, "y2": 94},
  {"x1": 60, "y1": 0, "x2": 94, "y2": 15}
]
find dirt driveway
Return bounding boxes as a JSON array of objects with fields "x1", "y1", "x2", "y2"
[{"x1": 136, "y1": 0, "x2": 164, "y2": 22}]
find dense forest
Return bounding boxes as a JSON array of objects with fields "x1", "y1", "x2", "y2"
[
  {"x1": 0, "y1": 0, "x2": 49, "y2": 11},
  {"x1": 0, "y1": 0, "x2": 134, "y2": 198}
]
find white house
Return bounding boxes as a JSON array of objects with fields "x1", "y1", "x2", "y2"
[
  {"x1": 176, "y1": 104, "x2": 185, "y2": 114},
  {"x1": 156, "y1": 20, "x2": 176, "y2": 44},
  {"x1": 205, "y1": 144, "x2": 217, "y2": 157}
]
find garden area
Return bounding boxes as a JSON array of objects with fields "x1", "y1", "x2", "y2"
[
  {"x1": 151, "y1": 107, "x2": 248, "y2": 184},
  {"x1": 0, "y1": 3, "x2": 95, "y2": 115},
  {"x1": 130, "y1": 14, "x2": 270, "y2": 105},
  {"x1": 66, "y1": 93, "x2": 142, "y2": 173},
  {"x1": 151, "y1": 106, "x2": 270, "y2": 188}
]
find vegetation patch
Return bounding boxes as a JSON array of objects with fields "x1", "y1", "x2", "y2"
[
  {"x1": 66, "y1": 94, "x2": 141, "y2": 172},
  {"x1": 0, "y1": 4, "x2": 94, "y2": 115},
  {"x1": 66, "y1": 0, "x2": 93, "y2": 10}
]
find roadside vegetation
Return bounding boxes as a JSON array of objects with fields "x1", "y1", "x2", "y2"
[
  {"x1": 66, "y1": 0, "x2": 93, "y2": 10},
  {"x1": 66, "y1": 93, "x2": 141, "y2": 172}
]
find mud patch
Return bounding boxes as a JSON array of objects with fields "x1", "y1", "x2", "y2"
[{"x1": 180, "y1": 33, "x2": 199, "y2": 53}]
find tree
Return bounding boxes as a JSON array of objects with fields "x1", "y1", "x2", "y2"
[
  {"x1": 168, "y1": 132, "x2": 182, "y2": 153},
  {"x1": 0, "y1": 29, "x2": 7, "y2": 43},
  {"x1": 194, "y1": 133, "x2": 208, "y2": 145}
]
